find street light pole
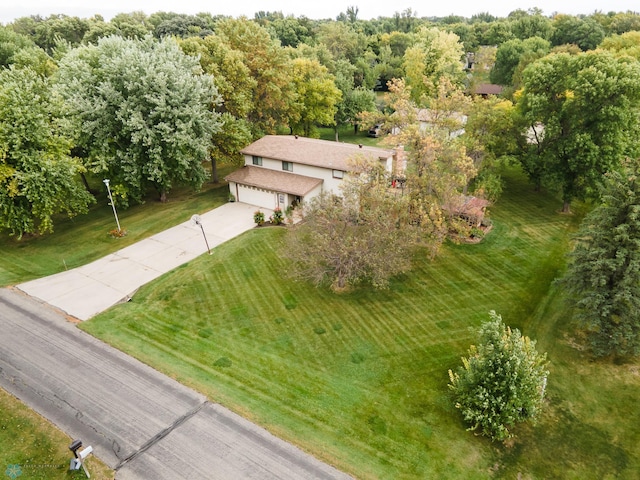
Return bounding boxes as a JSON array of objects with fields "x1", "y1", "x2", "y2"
[{"x1": 103, "y1": 179, "x2": 122, "y2": 232}]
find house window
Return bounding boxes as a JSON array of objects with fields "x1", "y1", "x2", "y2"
[
  {"x1": 252, "y1": 156, "x2": 262, "y2": 166},
  {"x1": 282, "y1": 161, "x2": 293, "y2": 172},
  {"x1": 332, "y1": 169, "x2": 345, "y2": 179}
]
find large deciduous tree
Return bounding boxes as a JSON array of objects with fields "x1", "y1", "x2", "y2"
[
  {"x1": 463, "y1": 96, "x2": 519, "y2": 201},
  {"x1": 599, "y1": 31, "x2": 640, "y2": 61},
  {"x1": 56, "y1": 35, "x2": 220, "y2": 204},
  {"x1": 180, "y1": 35, "x2": 256, "y2": 182},
  {"x1": 382, "y1": 79, "x2": 476, "y2": 244},
  {"x1": 561, "y1": 160, "x2": 640, "y2": 357},
  {"x1": 0, "y1": 67, "x2": 94, "y2": 237},
  {"x1": 551, "y1": 15, "x2": 605, "y2": 51},
  {"x1": 403, "y1": 26, "x2": 465, "y2": 104},
  {"x1": 289, "y1": 57, "x2": 341, "y2": 137},
  {"x1": 490, "y1": 36, "x2": 550, "y2": 87},
  {"x1": 285, "y1": 157, "x2": 417, "y2": 291},
  {"x1": 215, "y1": 18, "x2": 297, "y2": 135},
  {"x1": 517, "y1": 51, "x2": 640, "y2": 212},
  {"x1": 448, "y1": 311, "x2": 549, "y2": 441},
  {"x1": 0, "y1": 26, "x2": 36, "y2": 67}
]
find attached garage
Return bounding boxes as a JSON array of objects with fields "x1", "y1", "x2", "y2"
[
  {"x1": 225, "y1": 166, "x2": 323, "y2": 211},
  {"x1": 236, "y1": 184, "x2": 277, "y2": 209}
]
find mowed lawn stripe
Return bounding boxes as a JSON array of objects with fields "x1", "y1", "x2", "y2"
[{"x1": 82, "y1": 168, "x2": 596, "y2": 479}]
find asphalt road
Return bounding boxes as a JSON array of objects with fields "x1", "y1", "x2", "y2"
[{"x1": 0, "y1": 288, "x2": 352, "y2": 479}]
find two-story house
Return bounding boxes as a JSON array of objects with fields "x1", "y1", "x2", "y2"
[{"x1": 225, "y1": 135, "x2": 401, "y2": 210}]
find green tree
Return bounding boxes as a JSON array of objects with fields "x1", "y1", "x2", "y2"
[
  {"x1": 403, "y1": 26, "x2": 465, "y2": 104},
  {"x1": 315, "y1": 21, "x2": 366, "y2": 64},
  {"x1": 179, "y1": 35, "x2": 256, "y2": 119},
  {"x1": 0, "y1": 67, "x2": 94, "y2": 237},
  {"x1": 0, "y1": 26, "x2": 36, "y2": 67},
  {"x1": 608, "y1": 11, "x2": 640, "y2": 35},
  {"x1": 10, "y1": 45, "x2": 57, "y2": 77},
  {"x1": 510, "y1": 13, "x2": 552, "y2": 40},
  {"x1": 261, "y1": 14, "x2": 312, "y2": 48},
  {"x1": 31, "y1": 14, "x2": 90, "y2": 53},
  {"x1": 551, "y1": 15, "x2": 605, "y2": 51},
  {"x1": 374, "y1": 31, "x2": 413, "y2": 89},
  {"x1": 467, "y1": 45, "x2": 496, "y2": 87},
  {"x1": 56, "y1": 35, "x2": 220, "y2": 204},
  {"x1": 154, "y1": 14, "x2": 214, "y2": 39},
  {"x1": 448, "y1": 311, "x2": 549, "y2": 441},
  {"x1": 477, "y1": 20, "x2": 514, "y2": 46},
  {"x1": 210, "y1": 113, "x2": 252, "y2": 183},
  {"x1": 289, "y1": 57, "x2": 341, "y2": 137},
  {"x1": 490, "y1": 36, "x2": 550, "y2": 86},
  {"x1": 599, "y1": 31, "x2": 640, "y2": 61},
  {"x1": 561, "y1": 160, "x2": 640, "y2": 357},
  {"x1": 285, "y1": 157, "x2": 417, "y2": 291},
  {"x1": 180, "y1": 35, "x2": 256, "y2": 181},
  {"x1": 463, "y1": 96, "x2": 519, "y2": 201},
  {"x1": 335, "y1": 85, "x2": 376, "y2": 139},
  {"x1": 82, "y1": 15, "x2": 118, "y2": 44},
  {"x1": 109, "y1": 11, "x2": 154, "y2": 39},
  {"x1": 517, "y1": 51, "x2": 640, "y2": 212},
  {"x1": 216, "y1": 17, "x2": 297, "y2": 134}
]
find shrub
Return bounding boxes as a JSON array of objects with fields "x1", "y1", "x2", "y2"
[
  {"x1": 254, "y1": 210, "x2": 265, "y2": 226},
  {"x1": 448, "y1": 311, "x2": 549, "y2": 441},
  {"x1": 470, "y1": 227, "x2": 484, "y2": 238},
  {"x1": 270, "y1": 207, "x2": 284, "y2": 225}
]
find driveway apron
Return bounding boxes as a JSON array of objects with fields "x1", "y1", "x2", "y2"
[{"x1": 17, "y1": 203, "x2": 266, "y2": 320}]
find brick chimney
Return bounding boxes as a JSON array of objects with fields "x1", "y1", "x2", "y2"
[{"x1": 393, "y1": 145, "x2": 407, "y2": 177}]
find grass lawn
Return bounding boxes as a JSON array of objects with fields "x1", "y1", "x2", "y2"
[
  {"x1": 79, "y1": 167, "x2": 640, "y2": 479},
  {"x1": 317, "y1": 125, "x2": 383, "y2": 147},
  {"x1": 0, "y1": 388, "x2": 113, "y2": 479},
  {"x1": 0, "y1": 168, "x2": 235, "y2": 287}
]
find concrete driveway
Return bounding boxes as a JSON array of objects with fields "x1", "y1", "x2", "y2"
[
  {"x1": 18, "y1": 202, "x2": 268, "y2": 320},
  {"x1": 0, "y1": 288, "x2": 351, "y2": 479}
]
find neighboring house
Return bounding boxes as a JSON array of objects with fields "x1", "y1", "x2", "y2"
[
  {"x1": 416, "y1": 108, "x2": 467, "y2": 138},
  {"x1": 470, "y1": 84, "x2": 504, "y2": 98},
  {"x1": 225, "y1": 135, "x2": 402, "y2": 210}
]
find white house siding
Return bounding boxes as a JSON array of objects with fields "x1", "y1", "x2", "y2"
[
  {"x1": 242, "y1": 154, "x2": 390, "y2": 196},
  {"x1": 243, "y1": 156, "x2": 339, "y2": 198},
  {"x1": 230, "y1": 137, "x2": 398, "y2": 210},
  {"x1": 305, "y1": 183, "x2": 324, "y2": 203}
]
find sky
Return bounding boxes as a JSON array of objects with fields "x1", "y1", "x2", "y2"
[{"x1": 0, "y1": 0, "x2": 638, "y2": 24}]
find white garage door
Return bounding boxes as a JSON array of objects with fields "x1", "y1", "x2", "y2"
[{"x1": 237, "y1": 184, "x2": 277, "y2": 209}]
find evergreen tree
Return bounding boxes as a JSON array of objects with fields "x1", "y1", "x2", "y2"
[{"x1": 562, "y1": 160, "x2": 640, "y2": 357}]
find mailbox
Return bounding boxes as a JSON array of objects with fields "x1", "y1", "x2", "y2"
[{"x1": 69, "y1": 440, "x2": 83, "y2": 458}]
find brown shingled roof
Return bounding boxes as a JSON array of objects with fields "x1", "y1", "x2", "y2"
[
  {"x1": 240, "y1": 135, "x2": 394, "y2": 172},
  {"x1": 472, "y1": 84, "x2": 504, "y2": 96},
  {"x1": 444, "y1": 196, "x2": 491, "y2": 217},
  {"x1": 225, "y1": 166, "x2": 323, "y2": 196}
]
